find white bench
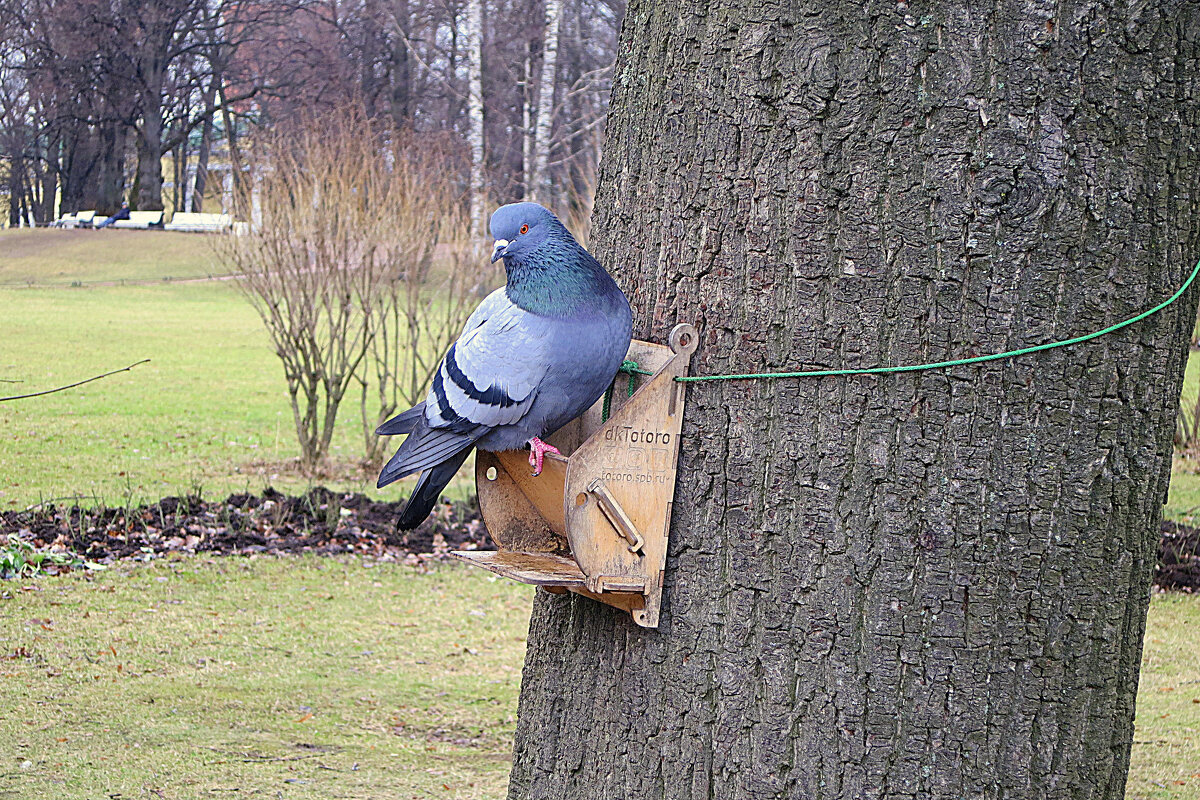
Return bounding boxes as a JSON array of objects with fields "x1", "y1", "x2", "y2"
[
  {"x1": 165, "y1": 212, "x2": 233, "y2": 232},
  {"x1": 54, "y1": 213, "x2": 78, "y2": 228},
  {"x1": 110, "y1": 210, "x2": 165, "y2": 229}
]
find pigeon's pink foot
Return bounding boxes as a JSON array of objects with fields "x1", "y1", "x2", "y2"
[{"x1": 527, "y1": 437, "x2": 561, "y2": 477}]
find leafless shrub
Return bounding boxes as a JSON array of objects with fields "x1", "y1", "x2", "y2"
[
  {"x1": 214, "y1": 107, "x2": 478, "y2": 473},
  {"x1": 358, "y1": 195, "x2": 483, "y2": 468}
]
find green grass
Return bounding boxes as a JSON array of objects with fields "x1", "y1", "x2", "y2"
[
  {"x1": 1166, "y1": 468, "x2": 1200, "y2": 522},
  {"x1": 0, "y1": 558, "x2": 1195, "y2": 798},
  {"x1": 0, "y1": 230, "x2": 470, "y2": 508},
  {"x1": 0, "y1": 558, "x2": 533, "y2": 799},
  {"x1": 0, "y1": 229, "x2": 226, "y2": 286},
  {"x1": 1170, "y1": 350, "x2": 1200, "y2": 520},
  {"x1": 1128, "y1": 593, "x2": 1200, "y2": 800},
  {"x1": 0, "y1": 280, "x2": 377, "y2": 506}
]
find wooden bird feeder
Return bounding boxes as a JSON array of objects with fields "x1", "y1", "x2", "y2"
[{"x1": 452, "y1": 323, "x2": 698, "y2": 628}]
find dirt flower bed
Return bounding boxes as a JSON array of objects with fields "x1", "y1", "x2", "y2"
[
  {"x1": 1159, "y1": 519, "x2": 1200, "y2": 591},
  {"x1": 2, "y1": 488, "x2": 1198, "y2": 590},
  {"x1": 0, "y1": 487, "x2": 492, "y2": 575}
]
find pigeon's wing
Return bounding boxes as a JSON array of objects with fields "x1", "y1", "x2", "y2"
[
  {"x1": 376, "y1": 421, "x2": 483, "y2": 487},
  {"x1": 423, "y1": 289, "x2": 547, "y2": 431},
  {"x1": 376, "y1": 290, "x2": 549, "y2": 489},
  {"x1": 394, "y1": 447, "x2": 473, "y2": 529},
  {"x1": 375, "y1": 402, "x2": 426, "y2": 436}
]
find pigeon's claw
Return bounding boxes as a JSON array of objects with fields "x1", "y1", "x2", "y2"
[{"x1": 528, "y1": 437, "x2": 561, "y2": 477}]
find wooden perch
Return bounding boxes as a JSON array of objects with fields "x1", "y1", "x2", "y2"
[{"x1": 454, "y1": 324, "x2": 698, "y2": 628}]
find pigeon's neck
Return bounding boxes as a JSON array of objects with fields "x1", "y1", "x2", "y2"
[{"x1": 504, "y1": 245, "x2": 618, "y2": 318}]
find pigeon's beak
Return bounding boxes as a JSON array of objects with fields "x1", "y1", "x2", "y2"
[{"x1": 490, "y1": 239, "x2": 509, "y2": 263}]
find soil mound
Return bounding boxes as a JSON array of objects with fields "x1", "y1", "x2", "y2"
[
  {"x1": 1159, "y1": 520, "x2": 1200, "y2": 591},
  {"x1": 4, "y1": 489, "x2": 1198, "y2": 591},
  {"x1": 1, "y1": 487, "x2": 490, "y2": 569}
]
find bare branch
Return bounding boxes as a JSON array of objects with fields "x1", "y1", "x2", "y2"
[{"x1": 0, "y1": 360, "x2": 151, "y2": 402}]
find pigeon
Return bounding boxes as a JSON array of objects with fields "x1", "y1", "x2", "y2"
[{"x1": 376, "y1": 202, "x2": 633, "y2": 529}]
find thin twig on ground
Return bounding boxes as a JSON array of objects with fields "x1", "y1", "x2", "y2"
[{"x1": 0, "y1": 359, "x2": 150, "y2": 402}]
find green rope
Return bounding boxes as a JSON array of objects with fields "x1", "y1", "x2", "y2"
[
  {"x1": 622, "y1": 359, "x2": 640, "y2": 396},
  {"x1": 630, "y1": 258, "x2": 1200, "y2": 383},
  {"x1": 603, "y1": 359, "x2": 645, "y2": 422},
  {"x1": 604, "y1": 258, "x2": 1199, "y2": 407}
]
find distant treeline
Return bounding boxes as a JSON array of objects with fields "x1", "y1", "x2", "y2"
[{"x1": 0, "y1": 0, "x2": 621, "y2": 224}]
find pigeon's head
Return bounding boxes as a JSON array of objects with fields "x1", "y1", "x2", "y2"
[{"x1": 488, "y1": 202, "x2": 571, "y2": 265}]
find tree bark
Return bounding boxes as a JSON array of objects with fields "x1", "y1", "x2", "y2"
[
  {"x1": 388, "y1": 0, "x2": 412, "y2": 126},
  {"x1": 94, "y1": 122, "x2": 126, "y2": 215},
  {"x1": 507, "y1": 2, "x2": 1200, "y2": 799},
  {"x1": 526, "y1": 0, "x2": 561, "y2": 203},
  {"x1": 192, "y1": 101, "x2": 213, "y2": 212},
  {"x1": 136, "y1": 67, "x2": 167, "y2": 211},
  {"x1": 464, "y1": 0, "x2": 486, "y2": 238}
]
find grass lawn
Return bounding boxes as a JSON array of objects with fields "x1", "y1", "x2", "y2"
[
  {"x1": 0, "y1": 229, "x2": 226, "y2": 286},
  {"x1": 0, "y1": 228, "x2": 470, "y2": 508},
  {"x1": 0, "y1": 558, "x2": 1196, "y2": 799},
  {"x1": 2, "y1": 224, "x2": 1198, "y2": 799},
  {"x1": 1129, "y1": 593, "x2": 1200, "y2": 800},
  {"x1": 0, "y1": 558, "x2": 534, "y2": 799},
  {"x1": 1169, "y1": 350, "x2": 1200, "y2": 520},
  {"x1": 0, "y1": 280, "x2": 380, "y2": 506}
]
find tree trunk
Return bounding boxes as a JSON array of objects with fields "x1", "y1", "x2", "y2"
[
  {"x1": 39, "y1": 150, "x2": 57, "y2": 222},
  {"x1": 219, "y1": 85, "x2": 247, "y2": 218},
  {"x1": 388, "y1": 0, "x2": 412, "y2": 126},
  {"x1": 361, "y1": 0, "x2": 384, "y2": 117},
  {"x1": 463, "y1": 0, "x2": 486, "y2": 238},
  {"x1": 527, "y1": 0, "x2": 561, "y2": 204},
  {"x1": 172, "y1": 136, "x2": 186, "y2": 214},
  {"x1": 192, "y1": 80, "x2": 217, "y2": 213},
  {"x1": 522, "y1": 41, "x2": 535, "y2": 197},
  {"x1": 28, "y1": 154, "x2": 46, "y2": 225},
  {"x1": 8, "y1": 156, "x2": 22, "y2": 227},
  {"x1": 192, "y1": 117, "x2": 212, "y2": 213},
  {"x1": 136, "y1": 73, "x2": 167, "y2": 212},
  {"x1": 17, "y1": 172, "x2": 30, "y2": 227},
  {"x1": 507, "y1": 3, "x2": 1200, "y2": 799},
  {"x1": 94, "y1": 122, "x2": 125, "y2": 216},
  {"x1": 59, "y1": 120, "x2": 95, "y2": 214}
]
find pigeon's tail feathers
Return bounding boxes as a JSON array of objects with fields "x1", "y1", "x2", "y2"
[
  {"x1": 377, "y1": 425, "x2": 481, "y2": 489},
  {"x1": 396, "y1": 447, "x2": 473, "y2": 530},
  {"x1": 376, "y1": 403, "x2": 426, "y2": 436}
]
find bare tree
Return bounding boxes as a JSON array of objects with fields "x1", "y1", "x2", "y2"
[
  {"x1": 524, "y1": 0, "x2": 560, "y2": 203},
  {"x1": 1, "y1": 0, "x2": 624, "y2": 228},
  {"x1": 463, "y1": 0, "x2": 485, "y2": 237}
]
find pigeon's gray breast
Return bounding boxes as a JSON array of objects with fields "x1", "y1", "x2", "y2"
[{"x1": 474, "y1": 299, "x2": 632, "y2": 451}]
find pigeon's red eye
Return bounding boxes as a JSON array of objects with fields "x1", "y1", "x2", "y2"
[{"x1": 519, "y1": 224, "x2": 529, "y2": 235}]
